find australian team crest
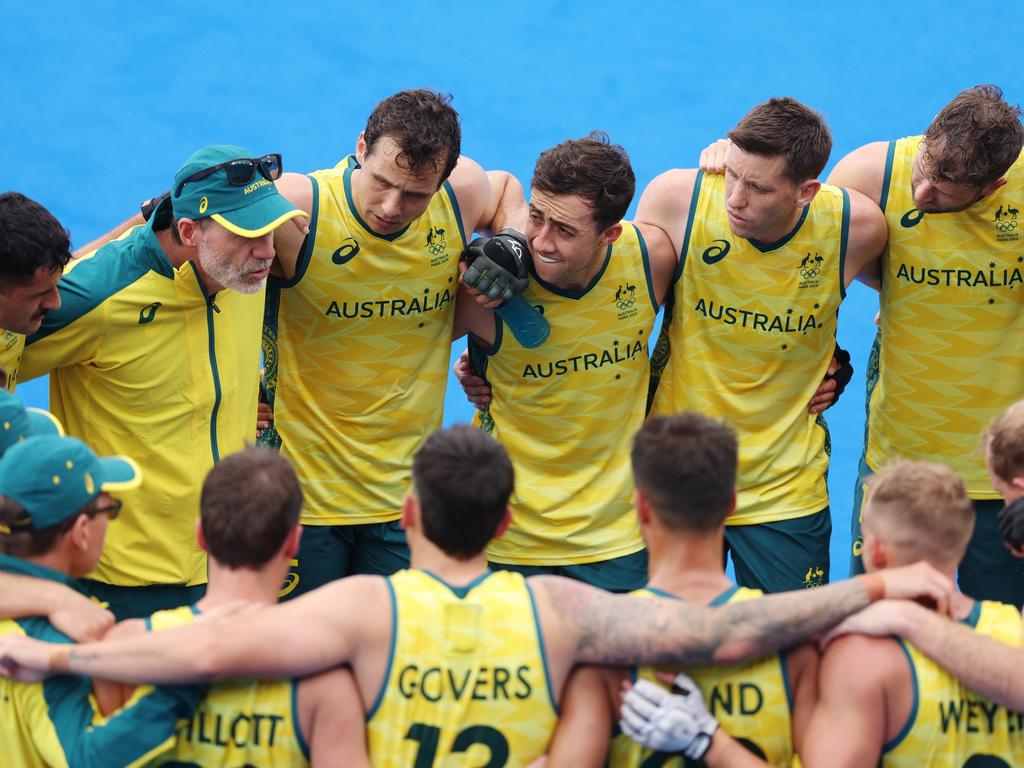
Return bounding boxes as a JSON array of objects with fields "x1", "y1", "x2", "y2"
[
  {"x1": 798, "y1": 252, "x2": 824, "y2": 289},
  {"x1": 614, "y1": 282, "x2": 638, "y2": 320},
  {"x1": 425, "y1": 226, "x2": 449, "y2": 266},
  {"x1": 995, "y1": 203, "x2": 1020, "y2": 242}
]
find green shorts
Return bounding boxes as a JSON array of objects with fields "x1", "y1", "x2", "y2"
[
  {"x1": 724, "y1": 508, "x2": 832, "y2": 593},
  {"x1": 79, "y1": 580, "x2": 206, "y2": 622},
  {"x1": 280, "y1": 520, "x2": 410, "y2": 601},
  {"x1": 851, "y1": 455, "x2": 1024, "y2": 608},
  {"x1": 489, "y1": 548, "x2": 648, "y2": 593}
]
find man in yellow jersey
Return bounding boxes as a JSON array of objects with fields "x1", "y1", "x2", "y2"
[
  {"x1": 639, "y1": 97, "x2": 888, "y2": 593},
  {"x1": 0, "y1": 434, "x2": 205, "y2": 766},
  {"x1": 454, "y1": 133, "x2": 678, "y2": 591},
  {"x1": 0, "y1": 192, "x2": 71, "y2": 391},
  {"x1": 97, "y1": 447, "x2": 369, "y2": 767},
  {"x1": 0, "y1": 426, "x2": 959, "y2": 767},
  {"x1": 540, "y1": 413, "x2": 817, "y2": 767},
  {"x1": 259, "y1": 88, "x2": 530, "y2": 595},
  {"x1": 17, "y1": 145, "x2": 306, "y2": 620},
  {"x1": 827, "y1": 85, "x2": 1024, "y2": 607},
  {"x1": 820, "y1": 397, "x2": 1024, "y2": 714},
  {"x1": 800, "y1": 460, "x2": 1024, "y2": 766}
]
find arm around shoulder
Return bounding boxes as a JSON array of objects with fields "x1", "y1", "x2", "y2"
[{"x1": 635, "y1": 169, "x2": 700, "y2": 258}]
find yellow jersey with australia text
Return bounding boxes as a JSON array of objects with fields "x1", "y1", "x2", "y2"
[
  {"x1": 0, "y1": 330, "x2": 24, "y2": 391},
  {"x1": 651, "y1": 172, "x2": 848, "y2": 525},
  {"x1": 471, "y1": 223, "x2": 653, "y2": 565},
  {"x1": 866, "y1": 137, "x2": 1024, "y2": 498},
  {"x1": 367, "y1": 569, "x2": 558, "y2": 767},
  {"x1": 20, "y1": 200, "x2": 262, "y2": 587},
  {"x1": 883, "y1": 600, "x2": 1024, "y2": 767},
  {"x1": 272, "y1": 156, "x2": 464, "y2": 525},
  {"x1": 146, "y1": 603, "x2": 309, "y2": 767},
  {"x1": 608, "y1": 586, "x2": 795, "y2": 768}
]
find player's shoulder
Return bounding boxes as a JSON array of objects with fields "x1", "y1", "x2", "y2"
[
  {"x1": 827, "y1": 142, "x2": 893, "y2": 206},
  {"x1": 820, "y1": 632, "x2": 904, "y2": 690}
]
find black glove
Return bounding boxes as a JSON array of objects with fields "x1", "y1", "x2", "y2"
[
  {"x1": 828, "y1": 344, "x2": 854, "y2": 400},
  {"x1": 461, "y1": 229, "x2": 532, "y2": 302},
  {"x1": 999, "y1": 498, "x2": 1024, "y2": 551},
  {"x1": 141, "y1": 191, "x2": 171, "y2": 222}
]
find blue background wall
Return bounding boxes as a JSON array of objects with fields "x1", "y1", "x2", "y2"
[{"x1": 4, "y1": 1, "x2": 1017, "y2": 578}]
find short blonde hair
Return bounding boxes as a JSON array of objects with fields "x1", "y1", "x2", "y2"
[
  {"x1": 864, "y1": 460, "x2": 974, "y2": 566},
  {"x1": 987, "y1": 400, "x2": 1024, "y2": 482}
]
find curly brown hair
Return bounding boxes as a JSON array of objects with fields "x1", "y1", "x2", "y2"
[
  {"x1": 363, "y1": 89, "x2": 461, "y2": 184},
  {"x1": 922, "y1": 85, "x2": 1023, "y2": 188}
]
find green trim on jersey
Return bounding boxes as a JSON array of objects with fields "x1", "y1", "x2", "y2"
[
  {"x1": 709, "y1": 584, "x2": 740, "y2": 606},
  {"x1": 885, "y1": 640, "x2": 920, "y2": 752},
  {"x1": 292, "y1": 676, "x2": 311, "y2": 760},
  {"x1": 531, "y1": 243, "x2": 613, "y2": 299},
  {"x1": 442, "y1": 179, "x2": 468, "y2": 251},
  {"x1": 525, "y1": 580, "x2": 560, "y2": 714},
  {"x1": 421, "y1": 568, "x2": 494, "y2": 599},
  {"x1": 673, "y1": 170, "x2": 705, "y2": 284},
  {"x1": 342, "y1": 158, "x2": 411, "y2": 242},
  {"x1": 838, "y1": 187, "x2": 851, "y2": 299},
  {"x1": 189, "y1": 261, "x2": 225, "y2": 463},
  {"x1": 635, "y1": 224, "x2": 658, "y2": 311},
  {"x1": 879, "y1": 141, "x2": 897, "y2": 213},
  {"x1": 748, "y1": 204, "x2": 810, "y2": 253},
  {"x1": 28, "y1": 212, "x2": 172, "y2": 345},
  {"x1": 365, "y1": 577, "x2": 398, "y2": 721},
  {"x1": 275, "y1": 174, "x2": 322, "y2": 289}
]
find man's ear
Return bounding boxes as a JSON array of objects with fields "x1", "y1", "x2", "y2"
[{"x1": 177, "y1": 218, "x2": 200, "y2": 247}]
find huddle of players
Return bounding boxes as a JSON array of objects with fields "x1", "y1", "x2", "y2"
[{"x1": 0, "y1": 81, "x2": 1021, "y2": 765}]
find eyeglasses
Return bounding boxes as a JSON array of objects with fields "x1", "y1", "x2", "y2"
[
  {"x1": 89, "y1": 498, "x2": 122, "y2": 521},
  {"x1": 174, "y1": 153, "x2": 283, "y2": 196}
]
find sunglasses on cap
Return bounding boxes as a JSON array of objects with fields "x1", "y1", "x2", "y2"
[{"x1": 175, "y1": 153, "x2": 283, "y2": 196}]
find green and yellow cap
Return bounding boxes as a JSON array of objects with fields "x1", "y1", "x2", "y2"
[
  {"x1": 0, "y1": 390, "x2": 63, "y2": 458},
  {"x1": 0, "y1": 436, "x2": 142, "y2": 531},
  {"x1": 171, "y1": 144, "x2": 304, "y2": 237}
]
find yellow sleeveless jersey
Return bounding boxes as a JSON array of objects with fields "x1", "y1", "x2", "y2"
[
  {"x1": 866, "y1": 136, "x2": 1024, "y2": 498},
  {"x1": 0, "y1": 330, "x2": 24, "y2": 391},
  {"x1": 272, "y1": 156, "x2": 464, "y2": 525},
  {"x1": 883, "y1": 600, "x2": 1024, "y2": 766},
  {"x1": 21, "y1": 201, "x2": 262, "y2": 587},
  {"x1": 651, "y1": 172, "x2": 848, "y2": 525},
  {"x1": 608, "y1": 586, "x2": 795, "y2": 768},
  {"x1": 146, "y1": 603, "x2": 309, "y2": 767},
  {"x1": 471, "y1": 223, "x2": 653, "y2": 564},
  {"x1": 367, "y1": 569, "x2": 558, "y2": 767}
]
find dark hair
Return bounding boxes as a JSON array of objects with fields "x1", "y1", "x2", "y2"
[
  {"x1": 631, "y1": 413, "x2": 738, "y2": 532},
  {"x1": 531, "y1": 132, "x2": 635, "y2": 231},
  {"x1": 0, "y1": 496, "x2": 93, "y2": 558},
  {"x1": 923, "y1": 85, "x2": 1024, "y2": 188},
  {"x1": 412, "y1": 425, "x2": 514, "y2": 560},
  {"x1": 200, "y1": 448, "x2": 302, "y2": 569},
  {"x1": 364, "y1": 89, "x2": 461, "y2": 184},
  {"x1": 727, "y1": 97, "x2": 832, "y2": 183},
  {"x1": 0, "y1": 192, "x2": 72, "y2": 288}
]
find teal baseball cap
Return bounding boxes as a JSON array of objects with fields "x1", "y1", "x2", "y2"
[
  {"x1": 0, "y1": 391, "x2": 63, "y2": 458},
  {"x1": 0, "y1": 436, "x2": 141, "y2": 531},
  {"x1": 171, "y1": 144, "x2": 304, "y2": 238}
]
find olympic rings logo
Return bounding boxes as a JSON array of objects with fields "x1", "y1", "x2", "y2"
[
  {"x1": 800, "y1": 267, "x2": 821, "y2": 279},
  {"x1": 996, "y1": 220, "x2": 1018, "y2": 233},
  {"x1": 428, "y1": 243, "x2": 447, "y2": 255},
  {"x1": 616, "y1": 297, "x2": 636, "y2": 310}
]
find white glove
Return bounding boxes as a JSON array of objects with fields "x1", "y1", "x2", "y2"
[{"x1": 619, "y1": 674, "x2": 718, "y2": 759}]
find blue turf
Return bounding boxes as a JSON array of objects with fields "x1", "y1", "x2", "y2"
[{"x1": 4, "y1": 1, "x2": 1018, "y2": 581}]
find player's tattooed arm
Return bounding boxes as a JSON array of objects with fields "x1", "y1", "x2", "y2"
[{"x1": 534, "y1": 561, "x2": 952, "y2": 669}]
